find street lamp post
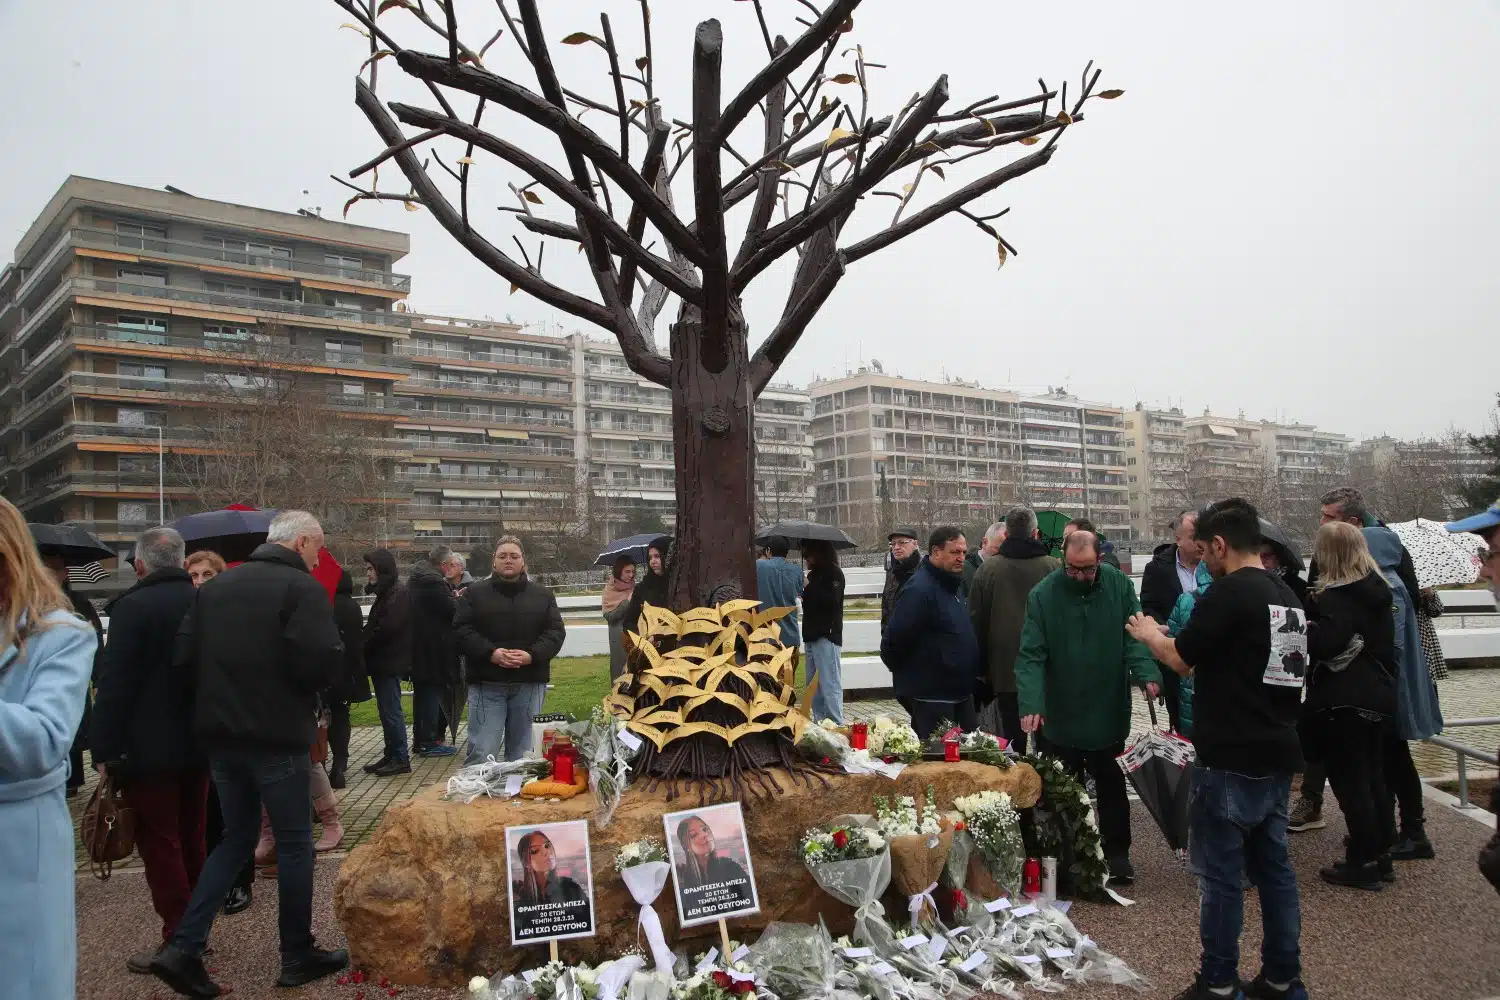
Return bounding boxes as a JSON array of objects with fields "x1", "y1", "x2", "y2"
[{"x1": 156, "y1": 424, "x2": 164, "y2": 524}]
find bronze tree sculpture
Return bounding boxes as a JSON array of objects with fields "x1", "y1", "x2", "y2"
[{"x1": 333, "y1": 0, "x2": 1117, "y2": 610}]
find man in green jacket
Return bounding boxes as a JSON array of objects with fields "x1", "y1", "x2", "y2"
[{"x1": 1016, "y1": 529, "x2": 1160, "y2": 885}]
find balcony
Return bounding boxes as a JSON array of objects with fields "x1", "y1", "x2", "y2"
[
  {"x1": 405, "y1": 408, "x2": 575, "y2": 432},
  {"x1": 12, "y1": 469, "x2": 194, "y2": 506},
  {"x1": 6, "y1": 422, "x2": 210, "y2": 471},
  {"x1": 398, "y1": 341, "x2": 572, "y2": 370},
  {"x1": 14, "y1": 278, "x2": 413, "y2": 345},
  {"x1": 64, "y1": 325, "x2": 409, "y2": 374},
  {"x1": 398, "y1": 375, "x2": 573, "y2": 403},
  {"x1": 393, "y1": 436, "x2": 575, "y2": 461},
  {"x1": 395, "y1": 471, "x2": 570, "y2": 490},
  {"x1": 62, "y1": 228, "x2": 412, "y2": 292}
]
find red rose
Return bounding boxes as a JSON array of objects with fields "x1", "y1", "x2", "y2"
[
  {"x1": 995, "y1": 736, "x2": 1009, "y2": 750},
  {"x1": 821, "y1": 756, "x2": 831, "y2": 765},
  {"x1": 732, "y1": 980, "x2": 757, "y2": 995},
  {"x1": 832, "y1": 829, "x2": 850, "y2": 849},
  {"x1": 953, "y1": 820, "x2": 966, "y2": 832},
  {"x1": 942, "y1": 725, "x2": 962, "y2": 742},
  {"x1": 711, "y1": 970, "x2": 733, "y2": 990},
  {"x1": 953, "y1": 889, "x2": 968, "y2": 911}
]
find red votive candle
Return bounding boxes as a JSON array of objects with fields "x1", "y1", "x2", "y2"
[
  {"x1": 850, "y1": 722, "x2": 868, "y2": 750},
  {"x1": 944, "y1": 737, "x2": 960, "y2": 762},
  {"x1": 552, "y1": 751, "x2": 575, "y2": 785}
]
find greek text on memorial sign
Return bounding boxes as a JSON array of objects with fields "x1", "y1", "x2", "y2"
[
  {"x1": 505, "y1": 820, "x2": 596, "y2": 947},
  {"x1": 663, "y1": 802, "x2": 760, "y2": 928}
]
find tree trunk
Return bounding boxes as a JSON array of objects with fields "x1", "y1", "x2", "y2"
[{"x1": 666, "y1": 299, "x2": 756, "y2": 610}]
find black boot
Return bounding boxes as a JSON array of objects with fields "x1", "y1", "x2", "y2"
[
  {"x1": 1390, "y1": 828, "x2": 1435, "y2": 860},
  {"x1": 329, "y1": 759, "x2": 346, "y2": 790},
  {"x1": 328, "y1": 703, "x2": 352, "y2": 787},
  {"x1": 1319, "y1": 859, "x2": 1385, "y2": 890},
  {"x1": 223, "y1": 884, "x2": 252, "y2": 915},
  {"x1": 277, "y1": 945, "x2": 350, "y2": 987},
  {"x1": 150, "y1": 944, "x2": 223, "y2": 998}
]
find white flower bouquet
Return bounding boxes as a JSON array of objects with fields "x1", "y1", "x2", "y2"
[
  {"x1": 951, "y1": 791, "x2": 1025, "y2": 898},
  {"x1": 878, "y1": 786, "x2": 955, "y2": 927},
  {"x1": 615, "y1": 838, "x2": 675, "y2": 973}
]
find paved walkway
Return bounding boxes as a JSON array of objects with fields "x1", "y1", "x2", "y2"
[{"x1": 70, "y1": 669, "x2": 1500, "y2": 997}]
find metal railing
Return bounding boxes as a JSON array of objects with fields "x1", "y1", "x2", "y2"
[
  {"x1": 1424, "y1": 717, "x2": 1500, "y2": 809},
  {"x1": 397, "y1": 376, "x2": 573, "y2": 402},
  {"x1": 58, "y1": 278, "x2": 414, "y2": 329},
  {"x1": 395, "y1": 341, "x2": 572, "y2": 369},
  {"x1": 66, "y1": 325, "x2": 412, "y2": 373}
]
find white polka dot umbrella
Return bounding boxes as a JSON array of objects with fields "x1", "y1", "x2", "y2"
[{"x1": 1388, "y1": 518, "x2": 1485, "y2": 588}]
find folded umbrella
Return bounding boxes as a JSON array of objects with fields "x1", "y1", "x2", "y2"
[
  {"x1": 1389, "y1": 518, "x2": 1484, "y2": 589},
  {"x1": 28, "y1": 523, "x2": 116, "y2": 566},
  {"x1": 754, "y1": 519, "x2": 857, "y2": 549},
  {"x1": 1116, "y1": 695, "x2": 1195, "y2": 854}
]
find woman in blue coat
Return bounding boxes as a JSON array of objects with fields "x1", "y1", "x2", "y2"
[{"x1": 0, "y1": 498, "x2": 99, "y2": 999}]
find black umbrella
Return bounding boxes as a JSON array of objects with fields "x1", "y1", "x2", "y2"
[
  {"x1": 1258, "y1": 517, "x2": 1304, "y2": 573},
  {"x1": 28, "y1": 523, "x2": 115, "y2": 566},
  {"x1": 754, "y1": 520, "x2": 857, "y2": 550},
  {"x1": 1115, "y1": 695, "x2": 1194, "y2": 853},
  {"x1": 171, "y1": 506, "x2": 278, "y2": 563},
  {"x1": 594, "y1": 532, "x2": 671, "y2": 567}
]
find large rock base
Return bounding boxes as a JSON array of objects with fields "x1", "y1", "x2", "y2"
[{"x1": 335, "y1": 761, "x2": 1040, "y2": 987}]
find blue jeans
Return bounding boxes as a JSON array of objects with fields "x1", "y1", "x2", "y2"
[
  {"x1": 372, "y1": 675, "x2": 409, "y2": 763},
  {"x1": 465, "y1": 682, "x2": 546, "y2": 764},
  {"x1": 805, "y1": 638, "x2": 844, "y2": 724},
  {"x1": 172, "y1": 750, "x2": 314, "y2": 959},
  {"x1": 1189, "y1": 765, "x2": 1301, "y2": 988}
]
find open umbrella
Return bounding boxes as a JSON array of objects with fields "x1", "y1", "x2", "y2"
[
  {"x1": 1389, "y1": 518, "x2": 1485, "y2": 588},
  {"x1": 28, "y1": 523, "x2": 115, "y2": 566},
  {"x1": 754, "y1": 519, "x2": 857, "y2": 550},
  {"x1": 1257, "y1": 517, "x2": 1304, "y2": 574},
  {"x1": 595, "y1": 532, "x2": 670, "y2": 567},
  {"x1": 1115, "y1": 695, "x2": 1195, "y2": 854},
  {"x1": 171, "y1": 504, "x2": 278, "y2": 563}
]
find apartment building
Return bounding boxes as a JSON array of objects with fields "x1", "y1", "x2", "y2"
[
  {"x1": 1267, "y1": 421, "x2": 1350, "y2": 485},
  {"x1": 1124, "y1": 404, "x2": 1189, "y2": 541},
  {"x1": 1181, "y1": 411, "x2": 1268, "y2": 500},
  {"x1": 393, "y1": 314, "x2": 577, "y2": 548},
  {"x1": 755, "y1": 384, "x2": 814, "y2": 523},
  {"x1": 808, "y1": 372, "x2": 1131, "y2": 544},
  {"x1": 0, "y1": 177, "x2": 412, "y2": 570}
]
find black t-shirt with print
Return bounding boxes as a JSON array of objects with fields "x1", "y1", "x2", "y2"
[{"x1": 1175, "y1": 566, "x2": 1307, "y2": 776}]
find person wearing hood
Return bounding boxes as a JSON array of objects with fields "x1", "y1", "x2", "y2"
[
  {"x1": 408, "y1": 547, "x2": 459, "y2": 758},
  {"x1": 968, "y1": 507, "x2": 1058, "y2": 753},
  {"x1": 623, "y1": 541, "x2": 669, "y2": 636},
  {"x1": 601, "y1": 556, "x2": 636, "y2": 682},
  {"x1": 327, "y1": 568, "x2": 371, "y2": 787},
  {"x1": 880, "y1": 527, "x2": 922, "y2": 635},
  {"x1": 1301, "y1": 522, "x2": 1400, "y2": 891},
  {"x1": 1016, "y1": 529, "x2": 1160, "y2": 885},
  {"x1": 881, "y1": 527, "x2": 982, "y2": 740},
  {"x1": 454, "y1": 536, "x2": 566, "y2": 763},
  {"x1": 362, "y1": 548, "x2": 413, "y2": 778},
  {"x1": 90, "y1": 527, "x2": 204, "y2": 974},
  {"x1": 36, "y1": 544, "x2": 104, "y2": 797},
  {"x1": 1139, "y1": 510, "x2": 1201, "y2": 734},
  {"x1": 153, "y1": 511, "x2": 347, "y2": 995}
]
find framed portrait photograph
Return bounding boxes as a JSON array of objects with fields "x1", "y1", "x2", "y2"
[
  {"x1": 504, "y1": 819, "x2": 596, "y2": 947},
  {"x1": 662, "y1": 802, "x2": 761, "y2": 928}
]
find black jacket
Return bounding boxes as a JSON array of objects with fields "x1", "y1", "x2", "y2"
[
  {"x1": 175, "y1": 543, "x2": 343, "y2": 753},
  {"x1": 880, "y1": 549, "x2": 922, "y2": 633},
  {"x1": 1139, "y1": 542, "x2": 1188, "y2": 624},
  {"x1": 331, "y1": 569, "x2": 372, "y2": 704},
  {"x1": 802, "y1": 564, "x2": 845, "y2": 646},
  {"x1": 1304, "y1": 570, "x2": 1398, "y2": 718},
  {"x1": 92, "y1": 568, "x2": 200, "y2": 774},
  {"x1": 880, "y1": 558, "x2": 980, "y2": 702},
  {"x1": 66, "y1": 585, "x2": 103, "y2": 752},
  {"x1": 363, "y1": 549, "x2": 412, "y2": 679},
  {"x1": 454, "y1": 573, "x2": 566, "y2": 686},
  {"x1": 623, "y1": 564, "x2": 670, "y2": 636},
  {"x1": 408, "y1": 564, "x2": 457, "y2": 685}
]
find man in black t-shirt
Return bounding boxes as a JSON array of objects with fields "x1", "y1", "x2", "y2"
[{"x1": 1127, "y1": 499, "x2": 1307, "y2": 1000}]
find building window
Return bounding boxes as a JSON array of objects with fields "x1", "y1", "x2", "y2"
[
  {"x1": 118, "y1": 456, "x2": 152, "y2": 473},
  {"x1": 342, "y1": 382, "x2": 365, "y2": 396},
  {"x1": 325, "y1": 337, "x2": 363, "y2": 360},
  {"x1": 118, "y1": 363, "x2": 167, "y2": 389},
  {"x1": 113, "y1": 314, "x2": 168, "y2": 345},
  {"x1": 117, "y1": 266, "x2": 167, "y2": 287},
  {"x1": 116, "y1": 408, "x2": 164, "y2": 428},
  {"x1": 324, "y1": 252, "x2": 365, "y2": 276},
  {"x1": 204, "y1": 234, "x2": 293, "y2": 266},
  {"x1": 114, "y1": 221, "x2": 168, "y2": 250}
]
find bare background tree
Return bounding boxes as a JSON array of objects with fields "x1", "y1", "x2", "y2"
[
  {"x1": 171, "y1": 332, "x2": 397, "y2": 560},
  {"x1": 332, "y1": 0, "x2": 1116, "y2": 608}
]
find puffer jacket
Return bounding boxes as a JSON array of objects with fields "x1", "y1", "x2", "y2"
[
  {"x1": 1167, "y1": 561, "x2": 1214, "y2": 737},
  {"x1": 880, "y1": 559, "x2": 980, "y2": 703}
]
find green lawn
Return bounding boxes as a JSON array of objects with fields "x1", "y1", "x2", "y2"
[{"x1": 347, "y1": 651, "x2": 846, "y2": 727}]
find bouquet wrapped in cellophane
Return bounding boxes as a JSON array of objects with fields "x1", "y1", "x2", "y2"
[{"x1": 877, "y1": 787, "x2": 954, "y2": 927}]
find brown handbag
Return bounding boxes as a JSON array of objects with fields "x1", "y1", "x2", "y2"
[
  {"x1": 81, "y1": 770, "x2": 136, "y2": 880},
  {"x1": 310, "y1": 708, "x2": 330, "y2": 765}
]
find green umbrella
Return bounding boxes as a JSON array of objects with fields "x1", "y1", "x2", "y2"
[{"x1": 1035, "y1": 510, "x2": 1109, "y2": 558}]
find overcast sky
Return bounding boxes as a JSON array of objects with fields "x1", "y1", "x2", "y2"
[{"x1": 2, "y1": 0, "x2": 1495, "y2": 440}]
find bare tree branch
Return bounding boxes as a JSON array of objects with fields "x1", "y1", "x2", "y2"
[
  {"x1": 600, "y1": 12, "x2": 630, "y2": 164},
  {"x1": 692, "y1": 19, "x2": 730, "y2": 338},
  {"x1": 749, "y1": 248, "x2": 846, "y2": 394},
  {"x1": 717, "y1": 0, "x2": 862, "y2": 141},
  {"x1": 738, "y1": 37, "x2": 790, "y2": 255},
  {"x1": 842, "y1": 146, "x2": 1054, "y2": 263},
  {"x1": 395, "y1": 51, "x2": 707, "y2": 266},
  {"x1": 618, "y1": 120, "x2": 670, "y2": 306}
]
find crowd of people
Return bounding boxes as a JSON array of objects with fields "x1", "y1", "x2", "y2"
[
  {"x1": 871, "y1": 487, "x2": 1489, "y2": 1000},
  {"x1": 0, "y1": 496, "x2": 571, "y2": 998}
]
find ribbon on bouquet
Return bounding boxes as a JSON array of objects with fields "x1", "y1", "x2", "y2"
[
  {"x1": 596, "y1": 955, "x2": 647, "y2": 1000},
  {"x1": 908, "y1": 882, "x2": 939, "y2": 927},
  {"x1": 620, "y1": 862, "x2": 676, "y2": 974}
]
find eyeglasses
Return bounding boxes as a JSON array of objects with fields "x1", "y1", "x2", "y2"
[{"x1": 1064, "y1": 564, "x2": 1098, "y2": 580}]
